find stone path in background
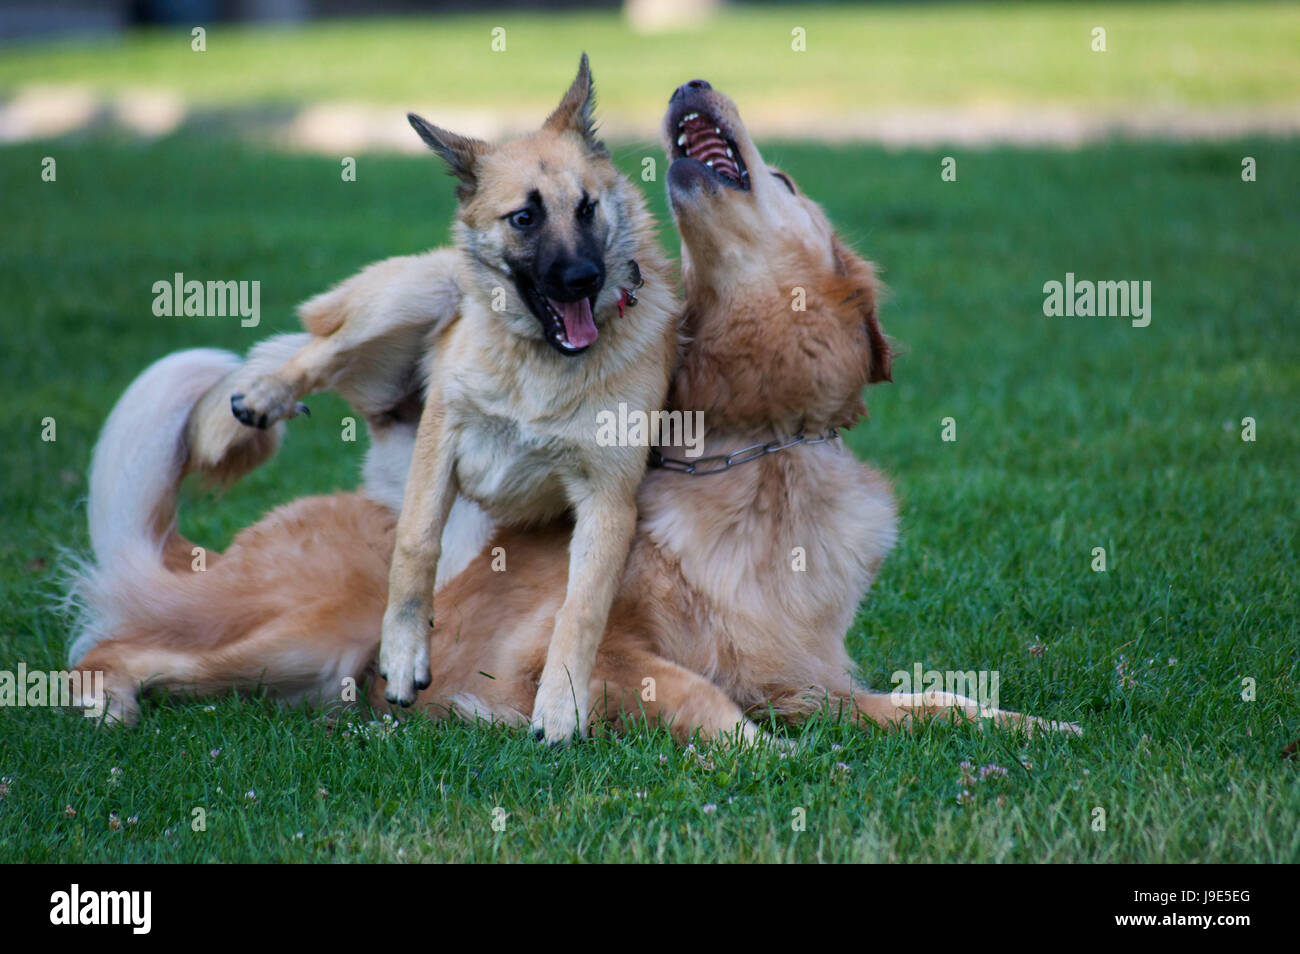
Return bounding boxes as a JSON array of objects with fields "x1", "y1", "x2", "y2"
[{"x1": 4, "y1": 84, "x2": 1298, "y2": 151}]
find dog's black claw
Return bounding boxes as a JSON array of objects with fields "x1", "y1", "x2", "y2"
[
  {"x1": 414, "y1": 671, "x2": 432, "y2": 691},
  {"x1": 532, "y1": 728, "x2": 546, "y2": 742},
  {"x1": 230, "y1": 393, "x2": 254, "y2": 426},
  {"x1": 295, "y1": 402, "x2": 310, "y2": 418}
]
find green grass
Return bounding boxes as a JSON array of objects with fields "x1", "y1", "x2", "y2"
[
  {"x1": 2, "y1": 2, "x2": 1298, "y2": 115},
  {"x1": 0, "y1": 129, "x2": 1297, "y2": 862}
]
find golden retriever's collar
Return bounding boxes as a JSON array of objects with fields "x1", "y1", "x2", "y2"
[{"x1": 648, "y1": 428, "x2": 840, "y2": 476}]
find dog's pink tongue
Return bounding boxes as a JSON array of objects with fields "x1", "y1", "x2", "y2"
[{"x1": 551, "y1": 297, "x2": 598, "y2": 348}]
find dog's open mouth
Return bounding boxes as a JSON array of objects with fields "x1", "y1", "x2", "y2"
[
  {"x1": 671, "y1": 110, "x2": 750, "y2": 191},
  {"x1": 546, "y1": 296, "x2": 598, "y2": 352},
  {"x1": 515, "y1": 275, "x2": 599, "y2": 355}
]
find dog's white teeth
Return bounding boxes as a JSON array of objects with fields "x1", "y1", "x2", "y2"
[
  {"x1": 683, "y1": 112, "x2": 698, "y2": 122},
  {"x1": 705, "y1": 159, "x2": 714, "y2": 167},
  {"x1": 725, "y1": 148, "x2": 733, "y2": 157},
  {"x1": 714, "y1": 127, "x2": 722, "y2": 134},
  {"x1": 677, "y1": 134, "x2": 687, "y2": 146}
]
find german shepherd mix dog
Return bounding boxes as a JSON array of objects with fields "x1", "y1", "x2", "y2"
[
  {"x1": 66, "y1": 79, "x2": 1078, "y2": 740},
  {"x1": 379, "y1": 57, "x2": 673, "y2": 742},
  {"x1": 225, "y1": 56, "x2": 677, "y2": 743}
]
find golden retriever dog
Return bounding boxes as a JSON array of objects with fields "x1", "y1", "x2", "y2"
[
  {"x1": 225, "y1": 55, "x2": 676, "y2": 742},
  {"x1": 66, "y1": 79, "x2": 1078, "y2": 741}
]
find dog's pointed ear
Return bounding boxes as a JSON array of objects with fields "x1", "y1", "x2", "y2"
[
  {"x1": 408, "y1": 113, "x2": 488, "y2": 198},
  {"x1": 543, "y1": 52, "x2": 606, "y2": 155}
]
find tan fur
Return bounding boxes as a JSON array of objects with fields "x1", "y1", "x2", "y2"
[
  {"x1": 224, "y1": 57, "x2": 678, "y2": 742},
  {"x1": 76, "y1": 493, "x2": 395, "y2": 725},
  {"x1": 217, "y1": 250, "x2": 461, "y2": 438},
  {"x1": 379, "y1": 59, "x2": 676, "y2": 744},
  {"x1": 70, "y1": 83, "x2": 1079, "y2": 741}
]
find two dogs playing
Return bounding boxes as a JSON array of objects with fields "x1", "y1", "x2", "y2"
[{"x1": 68, "y1": 57, "x2": 1079, "y2": 741}]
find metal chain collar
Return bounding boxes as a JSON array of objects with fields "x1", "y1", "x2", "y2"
[{"x1": 647, "y1": 428, "x2": 841, "y2": 476}]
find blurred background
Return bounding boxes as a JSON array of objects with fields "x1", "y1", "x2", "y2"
[
  {"x1": 2, "y1": 3, "x2": 1298, "y2": 864},
  {"x1": 2, "y1": 1, "x2": 1298, "y2": 150}
]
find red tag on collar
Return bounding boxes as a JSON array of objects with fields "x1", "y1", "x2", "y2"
[{"x1": 617, "y1": 289, "x2": 629, "y2": 318}]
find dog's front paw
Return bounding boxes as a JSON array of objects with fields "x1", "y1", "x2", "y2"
[
  {"x1": 378, "y1": 610, "x2": 432, "y2": 707},
  {"x1": 529, "y1": 676, "x2": 587, "y2": 746},
  {"x1": 230, "y1": 375, "x2": 309, "y2": 430}
]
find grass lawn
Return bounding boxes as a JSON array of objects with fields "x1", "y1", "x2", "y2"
[
  {"x1": 1, "y1": 2, "x2": 1298, "y2": 117},
  {"x1": 0, "y1": 128, "x2": 1296, "y2": 862}
]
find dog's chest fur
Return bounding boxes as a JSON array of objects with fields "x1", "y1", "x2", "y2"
[
  {"x1": 452, "y1": 406, "x2": 570, "y2": 523},
  {"x1": 429, "y1": 297, "x2": 667, "y2": 525},
  {"x1": 633, "y1": 438, "x2": 898, "y2": 705}
]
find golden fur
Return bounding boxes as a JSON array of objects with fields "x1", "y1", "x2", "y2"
[{"x1": 68, "y1": 81, "x2": 1079, "y2": 741}]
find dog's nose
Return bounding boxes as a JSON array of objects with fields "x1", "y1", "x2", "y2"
[
  {"x1": 559, "y1": 260, "x2": 603, "y2": 297},
  {"x1": 669, "y1": 79, "x2": 712, "y2": 104}
]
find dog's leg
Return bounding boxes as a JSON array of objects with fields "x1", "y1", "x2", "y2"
[
  {"x1": 530, "y1": 490, "x2": 637, "y2": 744},
  {"x1": 229, "y1": 334, "x2": 339, "y2": 429},
  {"x1": 843, "y1": 688, "x2": 1082, "y2": 737},
  {"x1": 591, "y1": 647, "x2": 770, "y2": 746},
  {"x1": 75, "y1": 615, "x2": 378, "y2": 726},
  {"x1": 184, "y1": 334, "x2": 306, "y2": 477},
  {"x1": 72, "y1": 491, "x2": 393, "y2": 725},
  {"x1": 759, "y1": 684, "x2": 1080, "y2": 737},
  {"x1": 229, "y1": 250, "x2": 461, "y2": 429},
  {"x1": 71, "y1": 646, "x2": 150, "y2": 726},
  {"x1": 379, "y1": 395, "x2": 458, "y2": 705}
]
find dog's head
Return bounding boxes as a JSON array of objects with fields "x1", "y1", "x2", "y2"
[
  {"x1": 663, "y1": 80, "x2": 890, "y2": 429},
  {"x1": 409, "y1": 54, "x2": 639, "y2": 356}
]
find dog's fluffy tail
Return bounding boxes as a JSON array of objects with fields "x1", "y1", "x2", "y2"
[{"x1": 67, "y1": 335, "x2": 308, "y2": 664}]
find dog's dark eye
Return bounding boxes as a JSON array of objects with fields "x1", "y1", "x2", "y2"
[
  {"x1": 577, "y1": 197, "x2": 598, "y2": 221},
  {"x1": 507, "y1": 208, "x2": 537, "y2": 229},
  {"x1": 771, "y1": 171, "x2": 796, "y2": 195}
]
